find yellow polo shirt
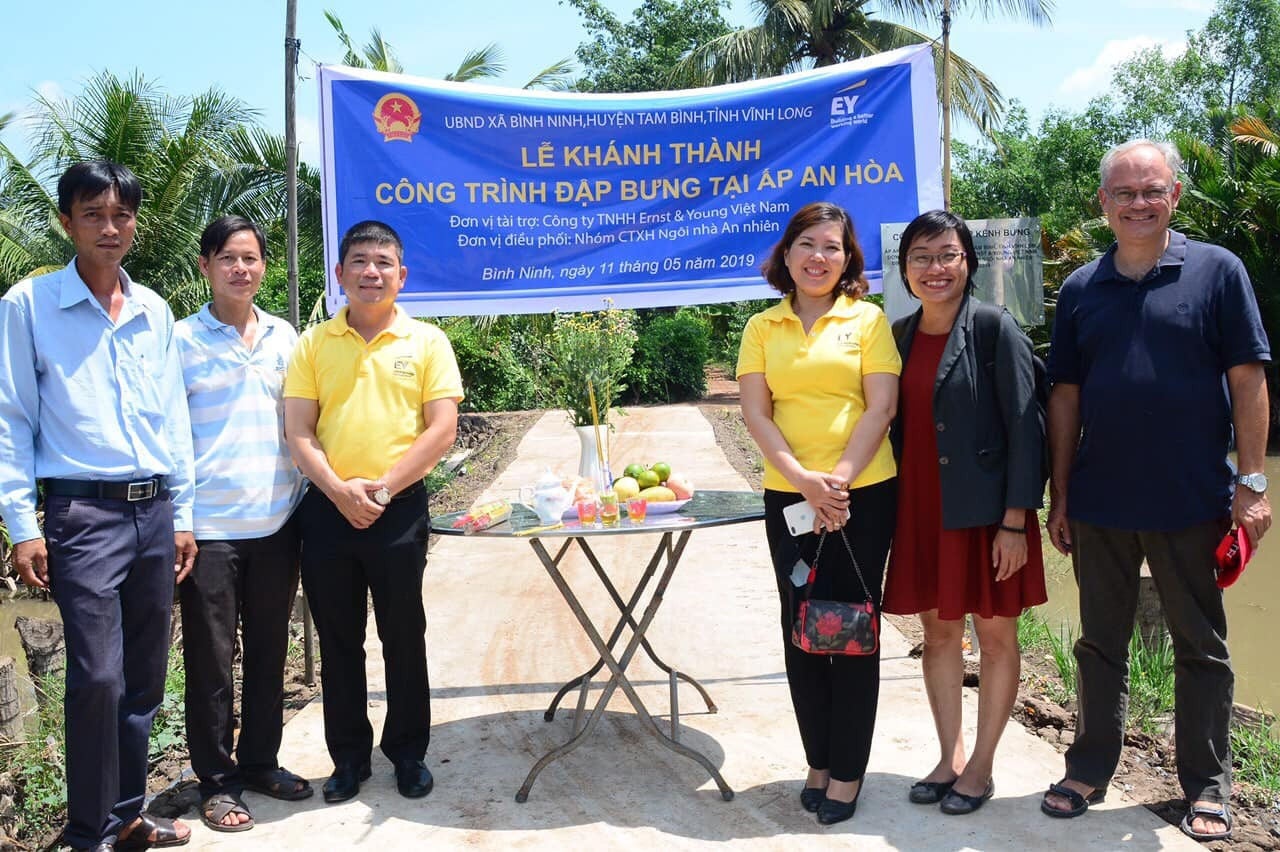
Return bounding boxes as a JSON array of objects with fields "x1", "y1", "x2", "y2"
[
  {"x1": 284, "y1": 307, "x2": 464, "y2": 481},
  {"x1": 736, "y1": 294, "x2": 901, "y2": 492}
]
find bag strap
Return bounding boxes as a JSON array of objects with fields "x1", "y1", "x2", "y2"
[{"x1": 800, "y1": 528, "x2": 874, "y2": 604}]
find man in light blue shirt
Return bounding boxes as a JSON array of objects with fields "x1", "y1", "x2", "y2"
[
  {"x1": 0, "y1": 161, "x2": 195, "y2": 851},
  {"x1": 174, "y1": 216, "x2": 310, "y2": 831}
]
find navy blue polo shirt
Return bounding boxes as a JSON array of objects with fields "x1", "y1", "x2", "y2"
[{"x1": 1049, "y1": 231, "x2": 1271, "y2": 531}]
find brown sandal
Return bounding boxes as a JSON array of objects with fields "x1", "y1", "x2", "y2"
[
  {"x1": 200, "y1": 792, "x2": 254, "y2": 833},
  {"x1": 116, "y1": 813, "x2": 191, "y2": 849},
  {"x1": 241, "y1": 766, "x2": 314, "y2": 800}
]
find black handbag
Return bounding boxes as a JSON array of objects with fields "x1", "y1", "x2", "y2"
[{"x1": 791, "y1": 527, "x2": 879, "y2": 655}]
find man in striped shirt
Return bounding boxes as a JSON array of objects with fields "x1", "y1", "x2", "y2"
[{"x1": 174, "y1": 216, "x2": 311, "y2": 833}]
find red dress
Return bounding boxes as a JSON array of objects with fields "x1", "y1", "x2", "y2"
[{"x1": 882, "y1": 331, "x2": 1047, "y2": 620}]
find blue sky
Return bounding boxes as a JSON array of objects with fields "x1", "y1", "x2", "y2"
[{"x1": 0, "y1": 0, "x2": 1217, "y2": 164}]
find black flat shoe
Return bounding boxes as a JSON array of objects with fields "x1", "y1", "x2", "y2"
[
  {"x1": 393, "y1": 759, "x2": 435, "y2": 798},
  {"x1": 800, "y1": 786, "x2": 826, "y2": 813},
  {"x1": 817, "y1": 782, "x2": 864, "y2": 826},
  {"x1": 908, "y1": 779, "x2": 956, "y2": 804},
  {"x1": 939, "y1": 779, "x2": 994, "y2": 815},
  {"x1": 322, "y1": 763, "x2": 372, "y2": 803}
]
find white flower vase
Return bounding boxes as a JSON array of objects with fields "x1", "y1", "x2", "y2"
[{"x1": 574, "y1": 424, "x2": 609, "y2": 492}]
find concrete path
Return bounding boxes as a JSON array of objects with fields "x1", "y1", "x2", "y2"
[{"x1": 182, "y1": 406, "x2": 1197, "y2": 849}]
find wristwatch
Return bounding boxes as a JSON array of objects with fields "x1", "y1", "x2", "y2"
[
  {"x1": 373, "y1": 486, "x2": 392, "y2": 506},
  {"x1": 1238, "y1": 472, "x2": 1269, "y2": 494}
]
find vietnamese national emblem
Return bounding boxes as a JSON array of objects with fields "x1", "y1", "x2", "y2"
[{"x1": 372, "y1": 93, "x2": 422, "y2": 143}]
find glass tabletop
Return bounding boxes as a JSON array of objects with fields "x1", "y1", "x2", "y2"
[{"x1": 431, "y1": 489, "x2": 764, "y2": 538}]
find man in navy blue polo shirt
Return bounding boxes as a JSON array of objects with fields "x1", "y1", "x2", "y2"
[{"x1": 1040, "y1": 139, "x2": 1271, "y2": 843}]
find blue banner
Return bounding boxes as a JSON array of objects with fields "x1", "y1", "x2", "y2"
[{"x1": 318, "y1": 45, "x2": 941, "y2": 316}]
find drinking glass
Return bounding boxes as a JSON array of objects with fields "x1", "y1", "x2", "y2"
[
  {"x1": 575, "y1": 499, "x2": 598, "y2": 525},
  {"x1": 626, "y1": 497, "x2": 648, "y2": 524},
  {"x1": 599, "y1": 491, "x2": 620, "y2": 527}
]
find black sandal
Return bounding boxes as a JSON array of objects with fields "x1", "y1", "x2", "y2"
[
  {"x1": 1040, "y1": 780, "x2": 1105, "y2": 818},
  {"x1": 241, "y1": 766, "x2": 314, "y2": 801},
  {"x1": 1180, "y1": 803, "x2": 1233, "y2": 841}
]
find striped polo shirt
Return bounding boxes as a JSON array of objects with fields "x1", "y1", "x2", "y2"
[{"x1": 176, "y1": 305, "x2": 305, "y2": 540}]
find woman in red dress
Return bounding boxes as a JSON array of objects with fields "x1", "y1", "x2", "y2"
[{"x1": 882, "y1": 210, "x2": 1047, "y2": 816}]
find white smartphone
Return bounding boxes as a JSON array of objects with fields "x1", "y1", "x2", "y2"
[{"x1": 783, "y1": 501, "x2": 849, "y2": 536}]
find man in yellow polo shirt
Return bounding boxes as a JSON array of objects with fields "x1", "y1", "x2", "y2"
[{"x1": 284, "y1": 220, "x2": 463, "y2": 804}]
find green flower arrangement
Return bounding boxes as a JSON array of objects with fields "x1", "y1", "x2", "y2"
[{"x1": 542, "y1": 302, "x2": 637, "y2": 428}]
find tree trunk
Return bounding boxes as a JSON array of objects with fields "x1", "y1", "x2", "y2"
[
  {"x1": 0, "y1": 658, "x2": 21, "y2": 742},
  {"x1": 14, "y1": 617, "x2": 64, "y2": 681}
]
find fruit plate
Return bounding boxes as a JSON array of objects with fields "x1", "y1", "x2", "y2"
[{"x1": 629, "y1": 498, "x2": 691, "y2": 515}]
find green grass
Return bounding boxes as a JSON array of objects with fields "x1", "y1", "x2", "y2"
[
  {"x1": 7, "y1": 672, "x2": 67, "y2": 843},
  {"x1": 1232, "y1": 718, "x2": 1280, "y2": 795},
  {"x1": 1126, "y1": 630, "x2": 1176, "y2": 735},
  {"x1": 148, "y1": 643, "x2": 186, "y2": 763}
]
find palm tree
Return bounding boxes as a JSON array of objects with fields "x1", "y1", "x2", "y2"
[
  {"x1": 671, "y1": 0, "x2": 1053, "y2": 136},
  {"x1": 324, "y1": 10, "x2": 575, "y2": 90},
  {"x1": 0, "y1": 72, "x2": 318, "y2": 316}
]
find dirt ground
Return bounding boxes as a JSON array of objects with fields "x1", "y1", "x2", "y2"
[{"x1": 142, "y1": 372, "x2": 1278, "y2": 849}]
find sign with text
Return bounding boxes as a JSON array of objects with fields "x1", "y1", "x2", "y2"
[
  {"x1": 881, "y1": 218, "x2": 1045, "y2": 327},
  {"x1": 318, "y1": 45, "x2": 942, "y2": 316}
]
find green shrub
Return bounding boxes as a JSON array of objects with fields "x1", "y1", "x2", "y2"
[
  {"x1": 443, "y1": 319, "x2": 540, "y2": 413},
  {"x1": 627, "y1": 310, "x2": 711, "y2": 403}
]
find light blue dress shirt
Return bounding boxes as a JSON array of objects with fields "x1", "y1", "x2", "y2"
[{"x1": 0, "y1": 260, "x2": 195, "y2": 543}]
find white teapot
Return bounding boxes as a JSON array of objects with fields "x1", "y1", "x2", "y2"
[{"x1": 519, "y1": 470, "x2": 573, "y2": 525}]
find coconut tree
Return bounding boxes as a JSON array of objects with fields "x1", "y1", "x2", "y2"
[
  {"x1": 0, "y1": 72, "x2": 317, "y2": 316},
  {"x1": 324, "y1": 10, "x2": 575, "y2": 90},
  {"x1": 671, "y1": 0, "x2": 1054, "y2": 136}
]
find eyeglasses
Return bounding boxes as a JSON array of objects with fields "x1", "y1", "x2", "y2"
[
  {"x1": 906, "y1": 251, "x2": 965, "y2": 269},
  {"x1": 1104, "y1": 186, "x2": 1173, "y2": 206}
]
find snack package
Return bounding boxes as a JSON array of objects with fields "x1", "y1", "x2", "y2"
[{"x1": 452, "y1": 499, "x2": 513, "y2": 534}]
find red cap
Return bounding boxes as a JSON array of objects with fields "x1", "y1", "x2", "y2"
[{"x1": 1214, "y1": 526, "x2": 1253, "y2": 589}]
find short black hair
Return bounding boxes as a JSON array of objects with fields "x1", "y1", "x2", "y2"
[
  {"x1": 57, "y1": 160, "x2": 141, "y2": 216},
  {"x1": 897, "y1": 209, "x2": 980, "y2": 299},
  {"x1": 338, "y1": 220, "x2": 404, "y2": 264},
  {"x1": 200, "y1": 215, "x2": 267, "y2": 259}
]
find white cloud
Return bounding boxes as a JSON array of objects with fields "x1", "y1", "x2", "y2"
[{"x1": 1057, "y1": 37, "x2": 1185, "y2": 100}]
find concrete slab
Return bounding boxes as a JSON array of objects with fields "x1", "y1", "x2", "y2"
[{"x1": 182, "y1": 406, "x2": 1198, "y2": 849}]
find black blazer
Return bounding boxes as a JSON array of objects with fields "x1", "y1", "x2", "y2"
[{"x1": 890, "y1": 295, "x2": 1043, "y2": 529}]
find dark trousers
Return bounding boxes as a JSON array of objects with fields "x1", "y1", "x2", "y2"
[
  {"x1": 44, "y1": 494, "x2": 176, "y2": 848},
  {"x1": 1066, "y1": 519, "x2": 1233, "y2": 802},
  {"x1": 764, "y1": 479, "x2": 896, "y2": 782},
  {"x1": 298, "y1": 487, "x2": 431, "y2": 769},
  {"x1": 179, "y1": 515, "x2": 301, "y2": 797}
]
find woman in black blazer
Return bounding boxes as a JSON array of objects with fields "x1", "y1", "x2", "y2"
[{"x1": 882, "y1": 210, "x2": 1047, "y2": 816}]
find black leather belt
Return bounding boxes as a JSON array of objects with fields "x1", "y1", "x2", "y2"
[
  {"x1": 391, "y1": 482, "x2": 426, "y2": 502},
  {"x1": 43, "y1": 477, "x2": 164, "y2": 502}
]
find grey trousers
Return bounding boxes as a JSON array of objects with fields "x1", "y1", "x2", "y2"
[{"x1": 1065, "y1": 519, "x2": 1232, "y2": 803}]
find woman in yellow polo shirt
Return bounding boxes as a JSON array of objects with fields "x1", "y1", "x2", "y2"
[{"x1": 737, "y1": 201, "x2": 901, "y2": 826}]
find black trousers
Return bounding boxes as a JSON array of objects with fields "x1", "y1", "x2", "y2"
[
  {"x1": 298, "y1": 487, "x2": 432, "y2": 768},
  {"x1": 179, "y1": 514, "x2": 301, "y2": 797},
  {"x1": 764, "y1": 478, "x2": 896, "y2": 783},
  {"x1": 44, "y1": 493, "x2": 175, "y2": 849},
  {"x1": 1066, "y1": 519, "x2": 1233, "y2": 802}
]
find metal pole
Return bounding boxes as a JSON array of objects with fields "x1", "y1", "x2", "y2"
[
  {"x1": 941, "y1": 0, "x2": 952, "y2": 210},
  {"x1": 284, "y1": 0, "x2": 314, "y2": 687}
]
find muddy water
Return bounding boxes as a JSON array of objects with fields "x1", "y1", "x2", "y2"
[
  {"x1": 0, "y1": 596, "x2": 61, "y2": 729},
  {"x1": 1037, "y1": 455, "x2": 1280, "y2": 714}
]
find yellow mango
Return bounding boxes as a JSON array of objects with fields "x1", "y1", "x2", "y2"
[{"x1": 637, "y1": 485, "x2": 677, "y2": 503}]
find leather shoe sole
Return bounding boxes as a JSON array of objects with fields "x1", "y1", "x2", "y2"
[
  {"x1": 394, "y1": 760, "x2": 434, "y2": 798},
  {"x1": 322, "y1": 763, "x2": 372, "y2": 803}
]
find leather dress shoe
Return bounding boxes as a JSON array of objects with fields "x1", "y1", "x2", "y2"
[
  {"x1": 394, "y1": 759, "x2": 434, "y2": 798},
  {"x1": 322, "y1": 763, "x2": 372, "y2": 803}
]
